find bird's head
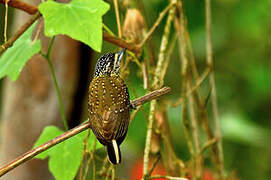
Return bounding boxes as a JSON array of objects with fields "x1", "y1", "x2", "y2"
[{"x1": 94, "y1": 48, "x2": 126, "y2": 77}]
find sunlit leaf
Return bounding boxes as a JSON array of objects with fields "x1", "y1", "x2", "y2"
[
  {"x1": 34, "y1": 125, "x2": 103, "y2": 180},
  {"x1": 0, "y1": 23, "x2": 41, "y2": 81},
  {"x1": 39, "y1": 0, "x2": 110, "y2": 52}
]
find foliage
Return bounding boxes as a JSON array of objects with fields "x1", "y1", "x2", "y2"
[
  {"x1": 0, "y1": 23, "x2": 41, "y2": 81},
  {"x1": 39, "y1": 0, "x2": 110, "y2": 52}
]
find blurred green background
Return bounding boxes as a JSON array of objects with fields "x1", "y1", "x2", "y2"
[
  {"x1": 1, "y1": 0, "x2": 271, "y2": 179},
  {"x1": 101, "y1": 0, "x2": 271, "y2": 179}
]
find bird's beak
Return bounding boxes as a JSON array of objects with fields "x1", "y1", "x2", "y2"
[{"x1": 118, "y1": 48, "x2": 126, "y2": 62}]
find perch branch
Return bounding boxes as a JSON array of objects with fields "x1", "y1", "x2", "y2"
[{"x1": 0, "y1": 86, "x2": 171, "y2": 177}]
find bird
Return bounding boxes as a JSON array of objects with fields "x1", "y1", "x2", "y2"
[{"x1": 88, "y1": 48, "x2": 132, "y2": 165}]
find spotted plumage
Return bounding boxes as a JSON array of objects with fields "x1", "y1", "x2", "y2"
[{"x1": 88, "y1": 49, "x2": 131, "y2": 164}]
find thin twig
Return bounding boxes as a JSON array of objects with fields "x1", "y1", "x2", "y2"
[
  {"x1": 205, "y1": 0, "x2": 225, "y2": 178},
  {"x1": 147, "y1": 153, "x2": 161, "y2": 176},
  {"x1": 147, "y1": 175, "x2": 188, "y2": 180},
  {"x1": 4, "y1": 0, "x2": 10, "y2": 42},
  {"x1": 103, "y1": 24, "x2": 116, "y2": 37},
  {"x1": 176, "y1": 1, "x2": 217, "y2": 169},
  {"x1": 130, "y1": 105, "x2": 142, "y2": 123},
  {"x1": 139, "y1": 3, "x2": 174, "y2": 48},
  {"x1": 33, "y1": 22, "x2": 42, "y2": 43},
  {"x1": 160, "y1": 33, "x2": 177, "y2": 85},
  {"x1": 187, "y1": 79, "x2": 202, "y2": 179},
  {"x1": 0, "y1": 12, "x2": 41, "y2": 55},
  {"x1": 111, "y1": 165, "x2": 115, "y2": 180},
  {"x1": 200, "y1": 138, "x2": 218, "y2": 155},
  {"x1": 79, "y1": 128, "x2": 91, "y2": 179},
  {"x1": 175, "y1": 2, "x2": 195, "y2": 179},
  {"x1": 143, "y1": 99, "x2": 157, "y2": 180},
  {"x1": 172, "y1": 67, "x2": 210, "y2": 107},
  {"x1": 142, "y1": 60, "x2": 149, "y2": 89},
  {"x1": 0, "y1": 0, "x2": 38, "y2": 14},
  {"x1": 143, "y1": 1, "x2": 176, "y2": 179},
  {"x1": 113, "y1": 0, "x2": 122, "y2": 38},
  {"x1": 0, "y1": 87, "x2": 171, "y2": 177}
]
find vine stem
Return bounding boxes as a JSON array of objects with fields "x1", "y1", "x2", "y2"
[
  {"x1": 0, "y1": 87, "x2": 171, "y2": 177},
  {"x1": 42, "y1": 37, "x2": 69, "y2": 130}
]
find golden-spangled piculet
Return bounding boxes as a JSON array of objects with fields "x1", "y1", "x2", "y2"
[{"x1": 88, "y1": 48, "x2": 132, "y2": 164}]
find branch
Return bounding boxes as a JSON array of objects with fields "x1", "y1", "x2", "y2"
[
  {"x1": 0, "y1": 0, "x2": 38, "y2": 14},
  {"x1": 0, "y1": 86, "x2": 171, "y2": 177},
  {"x1": 0, "y1": 12, "x2": 41, "y2": 55},
  {"x1": 102, "y1": 32, "x2": 141, "y2": 54}
]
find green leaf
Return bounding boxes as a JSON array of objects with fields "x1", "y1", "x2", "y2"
[
  {"x1": 39, "y1": 0, "x2": 110, "y2": 52},
  {"x1": 33, "y1": 125, "x2": 103, "y2": 180},
  {"x1": 48, "y1": 130, "x2": 85, "y2": 180},
  {"x1": 0, "y1": 23, "x2": 41, "y2": 81}
]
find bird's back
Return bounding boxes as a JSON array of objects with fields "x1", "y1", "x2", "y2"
[{"x1": 88, "y1": 75, "x2": 130, "y2": 146}]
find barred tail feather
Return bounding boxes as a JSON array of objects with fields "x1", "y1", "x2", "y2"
[{"x1": 106, "y1": 139, "x2": 121, "y2": 164}]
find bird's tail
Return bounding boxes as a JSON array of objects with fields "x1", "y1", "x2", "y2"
[{"x1": 106, "y1": 139, "x2": 121, "y2": 164}]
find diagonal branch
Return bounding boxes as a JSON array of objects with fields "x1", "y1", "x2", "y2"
[
  {"x1": 0, "y1": 12, "x2": 41, "y2": 55},
  {"x1": 0, "y1": 0, "x2": 38, "y2": 14},
  {"x1": 102, "y1": 32, "x2": 141, "y2": 54},
  {"x1": 0, "y1": 87, "x2": 171, "y2": 177}
]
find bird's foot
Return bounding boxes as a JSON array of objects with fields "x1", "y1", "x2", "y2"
[{"x1": 130, "y1": 101, "x2": 136, "y2": 110}]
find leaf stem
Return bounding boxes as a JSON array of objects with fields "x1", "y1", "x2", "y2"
[{"x1": 44, "y1": 37, "x2": 69, "y2": 130}]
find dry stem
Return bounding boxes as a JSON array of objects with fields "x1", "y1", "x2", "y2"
[
  {"x1": 187, "y1": 80, "x2": 202, "y2": 178},
  {"x1": 147, "y1": 175, "x2": 188, "y2": 180},
  {"x1": 142, "y1": 1, "x2": 176, "y2": 179},
  {"x1": 205, "y1": 0, "x2": 225, "y2": 178},
  {"x1": 139, "y1": 3, "x2": 173, "y2": 48},
  {"x1": 4, "y1": 0, "x2": 10, "y2": 42},
  {"x1": 113, "y1": 0, "x2": 122, "y2": 38}
]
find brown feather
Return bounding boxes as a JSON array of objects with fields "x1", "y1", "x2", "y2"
[{"x1": 88, "y1": 75, "x2": 130, "y2": 146}]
